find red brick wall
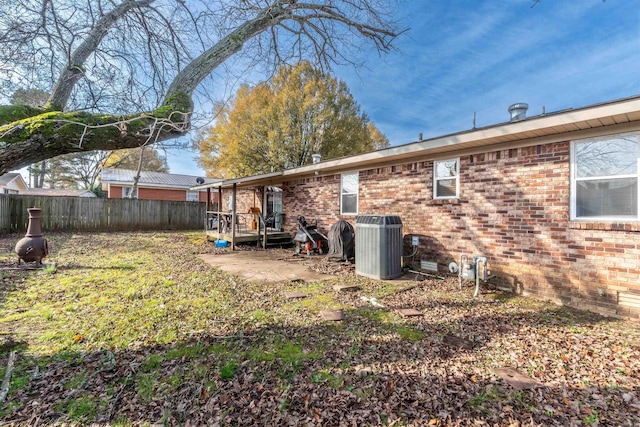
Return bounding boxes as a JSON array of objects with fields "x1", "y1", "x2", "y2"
[
  {"x1": 218, "y1": 189, "x2": 256, "y2": 213},
  {"x1": 109, "y1": 186, "x2": 124, "y2": 198},
  {"x1": 136, "y1": 187, "x2": 187, "y2": 201},
  {"x1": 282, "y1": 141, "x2": 640, "y2": 318},
  {"x1": 283, "y1": 174, "x2": 343, "y2": 234}
]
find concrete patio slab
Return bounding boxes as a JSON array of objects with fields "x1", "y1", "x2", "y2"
[{"x1": 198, "y1": 251, "x2": 333, "y2": 283}]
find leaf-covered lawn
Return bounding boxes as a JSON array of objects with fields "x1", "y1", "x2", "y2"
[{"x1": 0, "y1": 231, "x2": 638, "y2": 426}]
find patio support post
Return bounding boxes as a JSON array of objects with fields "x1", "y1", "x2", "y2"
[
  {"x1": 218, "y1": 186, "x2": 222, "y2": 229},
  {"x1": 260, "y1": 186, "x2": 266, "y2": 249},
  {"x1": 206, "y1": 188, "x2": 211, "y2": 230},
  {"x1": 231, "y1": 183, "x2": 237, "y2": 250}
]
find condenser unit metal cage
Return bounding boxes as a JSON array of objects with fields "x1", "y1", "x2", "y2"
[{"x1": 355, "y1": 214, "x2": 403, "y2": 280}]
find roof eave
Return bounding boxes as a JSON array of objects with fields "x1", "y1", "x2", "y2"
[
  {"x1": 188, "y1": 95, "x2": 640, "y2": 190},
  {"x1": 190, "y1": 172, "x2": 283, "y2": 190}
]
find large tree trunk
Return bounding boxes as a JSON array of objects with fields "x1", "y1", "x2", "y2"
[{"x1": 0, "y1": 107, "x2": 190, "y2": 175}]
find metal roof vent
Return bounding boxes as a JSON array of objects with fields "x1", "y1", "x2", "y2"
[
  {"x1": 508, "y1": 103, "x2": 529, "y2": 122},
  {"x1": 312, "y1": 153, "x2": 321, "y2": 164}
]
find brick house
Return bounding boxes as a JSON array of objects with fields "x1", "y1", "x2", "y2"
[
  {"x1": 194, "y1": 96, "x2": 640, "y2": 319},
  {"x1": 101, "y1": 168, "x2": 218, "y2": 203}
]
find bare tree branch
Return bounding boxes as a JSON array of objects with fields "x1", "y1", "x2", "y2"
[
  {"x1": 47, "y1": 0, "x2": 155, "y2": 110},
  {"x1": 0, "y1": 0, "x2": 402, "y2": 174}
]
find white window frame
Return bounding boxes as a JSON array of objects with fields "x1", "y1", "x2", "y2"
[
  {"x1": 570, "y1": 132, "x2": 640, "y2": 221},
  {"x1": 433, "y1": 158, "x2": 460, "y2": 199},
  {"x1": 186, "y1": 190, "x2": 199, "y2": 202},
  {"x1": 340, "y1": 172, "x2": 359, "y2": 215}
]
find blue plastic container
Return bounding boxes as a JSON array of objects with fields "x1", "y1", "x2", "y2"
[{"x1": 215, "y1": 239, "x2": 229, "y2": 248}]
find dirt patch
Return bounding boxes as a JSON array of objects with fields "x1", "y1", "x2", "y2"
[{"x1": 198, "y1": 250, "x2": 334, "y2": 283}]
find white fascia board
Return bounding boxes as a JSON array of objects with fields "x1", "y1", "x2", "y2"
[
  {"x1": 189, "y1": 172, "x2": 283, "y2": 190},
  {"x1": 285, "y1": 97, "x2": 640, "y2": 177}
]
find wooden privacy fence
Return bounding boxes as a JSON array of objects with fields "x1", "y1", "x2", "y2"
[
  {"x1": 0, "y1": 194, "x2": 9, "y2": 233},
  {"x1": 0, "y1": 194, "x2": 205, "y2": 233}
]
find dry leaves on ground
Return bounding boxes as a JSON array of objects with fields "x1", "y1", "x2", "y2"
[{"x1": 0, "y1": 231, "x2": 638, "y2": 426}]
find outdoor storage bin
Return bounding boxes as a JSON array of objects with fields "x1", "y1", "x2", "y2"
[{"x1": 355, "y1": 215, "x2": 403, "y2": 280}]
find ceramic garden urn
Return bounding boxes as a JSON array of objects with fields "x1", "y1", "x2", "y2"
[{"x1": 15, "y1": 208, "x2": 49, "y2": 265}]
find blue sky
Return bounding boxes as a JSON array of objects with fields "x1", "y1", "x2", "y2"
[{"x1": 167, "y1": 0, "x2": 640, "y2": 176}]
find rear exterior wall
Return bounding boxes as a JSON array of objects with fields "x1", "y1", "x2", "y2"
[{"x1": 281, "y1": 141, "x2": 640, "y2": 319}]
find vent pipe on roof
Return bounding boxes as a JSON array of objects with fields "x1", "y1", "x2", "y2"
[
  {"x1": 312, "y1": 153, "x2": 321, "y2": 164},
  {"x1": 508, "y1": 103, "x2": 529, "y2": 122}
]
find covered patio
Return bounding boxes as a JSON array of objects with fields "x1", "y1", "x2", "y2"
[{"x1": 193, "y1": 172, "x2": 294, "y2": 249}]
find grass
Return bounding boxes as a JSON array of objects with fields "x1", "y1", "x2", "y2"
[
  {"x1": 136, "y1": 373, "x2": 157, "y2": 403},
  {"x1": 219, "y1": 361, "x2": 238, "y2": 379},
  {"x1": 141, "y1": 354, "x2": 163, "y2": 372},
  {"x1": 166, "y1": 343, "x2": 206, "y2": 361},
  {"x1": 62, "y1": 396, "x2": 102, "y2": 421},
  {"x1": 0, "y1": 231, "x2": 639, "y2": 426},
  {"x1": 466, "y1": 386, "x2": 502, "y2": 410},
  {"x1": 1, "y1": 233, "x2": 244, "y2": 354},
  {"x1": 41, "y1": 263, "x2": 57, "y2": 275},
  {"x1": 310, "y1": 369, "x2": 344, "y2": 388},
  {"x1": 353, "y1": 307, "x2": 424, "y2": 341},
  {"x1": 64, "y1": 370, "x2": 87, "y2": 390},
  {"x1": 583, "y1": 411, "x2": 600, "y2": 425}
]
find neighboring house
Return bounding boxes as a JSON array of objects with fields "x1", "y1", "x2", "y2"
[
  {"x1": 21, "y1": 188, "x2": 97, "y2": 197},
  {"x1": 0, "y1": 173, "x2": 28, "y2": 194},
  {"x1": 193, "y1": 95, "x2": 640, "y2": 319},
  {"x1": 101, "y1": 168, "x2": 217, "y2": 202}
]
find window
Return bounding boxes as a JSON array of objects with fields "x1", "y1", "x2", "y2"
[
  {"x1": 341, "y1": 172, "x2": 358, "y2": 215},
  {"x1": 186, "y1": 191, "x2": 199, "y2": 202},
  {"x1": 433, "y1": 158, "x2": 459, "y2": 199},
  {"x1": 571, "y1": 133, "x2": 639, "y2": 220},
  {"x1": 122, "y1": 186, "x2": 137, "y2": 199}
]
